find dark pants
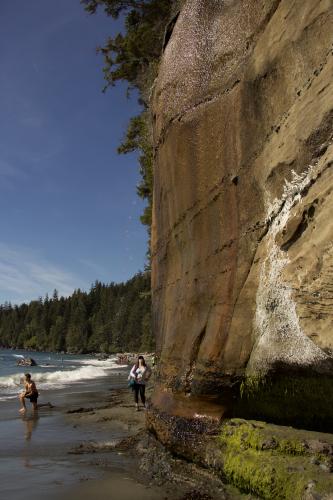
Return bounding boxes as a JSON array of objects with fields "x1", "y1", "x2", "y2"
[{"x1": 133, "y1": 383, "x2": 145, "y2": 405}]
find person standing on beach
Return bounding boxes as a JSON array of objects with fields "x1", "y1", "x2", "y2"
[
  {"x1": 19, "y1": 373, "x2": 39, "y2": 413},
  {"x1": 129, "y1": 355, "x2": 151, "y2": 411}
]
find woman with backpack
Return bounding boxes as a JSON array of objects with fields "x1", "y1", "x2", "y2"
[{"x1": 128, "y1": 355, "x2": 151, "y2": 411}]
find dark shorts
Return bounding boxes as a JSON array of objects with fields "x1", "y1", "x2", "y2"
[{"x1": 25, "y1": 393, "x2": 38, "y2": 403}]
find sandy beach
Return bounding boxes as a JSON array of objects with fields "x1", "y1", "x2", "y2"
[
  {"x1": 0, "y1": 367, "x2": 167, "y2": 500},
  {"x1": 0, "y1": 315, "x2": 258, "y2": 497},
  {"x1": 0, "y1": 358, "x2": 250, "y2": 500},
  {"x1": 59, "y1": 381, "x2": 249, "y2": 500}
]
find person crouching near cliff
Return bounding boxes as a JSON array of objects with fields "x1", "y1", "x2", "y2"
[
  {"x1": 129, "y1": 355, "x2": 151, "y2": 411},
  {"x1": 19, "y1": 373, "x2": 39, "y2": 413}
]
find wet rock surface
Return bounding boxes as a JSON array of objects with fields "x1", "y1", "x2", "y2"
[
  {"x1": 136, "y1": 431, "x2": 253, "y2": 500},
  {"x1": 17, "y1": 357, "x2": 37, "y2": 366},
  {"x1": 146, "y1": 411, "x2": 333, "y2": 499},
  {"x1": 218, "y1": 419, "x2": 333, "y2": 499},
  {"x1": 64, "y1": 388, "x2": 255, "y2": 499},
  {"x1": 62, "y1": 382, "x2": 333, "y2": 499},
  {"x1": 151, "y1": 0, "x2": 333, "y2": 428}
]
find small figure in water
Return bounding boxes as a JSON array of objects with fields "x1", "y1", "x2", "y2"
[
  {"x1": 129, "y1": 355, "x2": 151, "y2": 411},
  {"x1": 19, "y1": 373, "x2": 53, "y2": 413}
]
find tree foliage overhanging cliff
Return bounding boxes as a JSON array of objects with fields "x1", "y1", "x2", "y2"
[
  {"x1": 82, "y1": 0, "x2": 172, "y2": 93},
  {"x1": 0, "y1": 272, "x2": 152, "y2": 354},
  {"x1": 81, "y1": 0, "x2": 174, "y2": 249}
]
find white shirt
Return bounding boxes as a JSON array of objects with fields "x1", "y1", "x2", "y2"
[{"x1": 129, "y1": 364, "x2": 149, "y2": 385}]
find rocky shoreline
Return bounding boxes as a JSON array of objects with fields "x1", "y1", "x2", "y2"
[
  {"x1": 62, "y1": 384, "x2": 237, "y2": 499},
  {"x1": 147, "y1": 403, "x2": 333, "y2": 499},
  {"x1": 57, "y1": 374, "x2": 333, "y2": 499}
]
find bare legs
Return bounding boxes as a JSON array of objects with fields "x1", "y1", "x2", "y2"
[
  {"x1": 19, "y1": 393, "x2": 27, "y2": 413},
  {"x1": 19, "y1": 395, "x2": 53, "y2": 413}
]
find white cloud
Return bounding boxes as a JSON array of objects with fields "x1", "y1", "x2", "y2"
[{"x1": 0, "y1": 243, "x2": 84, "y2": 304}]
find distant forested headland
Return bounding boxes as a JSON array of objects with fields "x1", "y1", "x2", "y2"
[{"x1": 0, "y1": 272, "x2": 152, "y2": 354}]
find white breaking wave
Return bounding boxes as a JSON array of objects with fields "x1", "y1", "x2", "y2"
[
  {"x1": 75, "y1": 357, "x2": 120, "y2": 367},
  {"x1": 0, "y1": 357, "x2": 126, "y2": 392},
  {"x1": 0, "y1": 394, "x2": 18, "y2": 402}
]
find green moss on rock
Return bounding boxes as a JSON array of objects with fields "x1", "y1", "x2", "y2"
[{"x1": 218, "y1": 420, "x2": 333, "y2": 499}]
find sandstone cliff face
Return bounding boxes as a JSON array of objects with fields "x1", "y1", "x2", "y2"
[{"x1": 151, "y1": 0, "x2": 333, "y2": 428}]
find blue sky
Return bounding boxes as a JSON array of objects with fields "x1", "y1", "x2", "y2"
[{"x1": 0, "y1": 0, "x2": 148, "y2": 304}]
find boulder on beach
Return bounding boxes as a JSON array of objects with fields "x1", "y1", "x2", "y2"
[{"x1": 17, "y1": 357, "x2": 37, "y2": 367}]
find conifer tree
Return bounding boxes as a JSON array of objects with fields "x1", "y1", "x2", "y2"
[{"x1": 0, "y1": 273, "x2": 153, "y2": 353}]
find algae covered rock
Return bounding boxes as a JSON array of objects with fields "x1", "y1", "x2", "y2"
[
  {"x1": 218, "y1": 419, "x2": 333, "y2": 499},
  {"x1": 146, "y1": 411, "x2": 333, "y2": 499}
]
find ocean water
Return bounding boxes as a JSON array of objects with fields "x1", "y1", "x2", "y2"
[
  {"x1": 0, "y1": 351, "x2": 173, "y2": 499},
  {"x1": 0, "y1": 349, "x2": 133, "y2": 500},
  {"x1": 0, "y1": 349, "x2": 124, "y2": 402}
]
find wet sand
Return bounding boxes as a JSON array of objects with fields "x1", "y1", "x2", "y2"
[
  {"x1": 0, "y1": 370, "x2": 247, "y2": 500},
  {"x1": 0, "y1": 370, "x2": 171, "y2": 500}
]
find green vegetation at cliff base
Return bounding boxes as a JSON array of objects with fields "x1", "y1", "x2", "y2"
[{"x1": 218, "y1": 419, "x2": 333, "y2": 499}]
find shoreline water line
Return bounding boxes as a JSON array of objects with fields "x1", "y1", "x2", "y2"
[{"x1": 0, "y1": 349, "x2": 128, "y2": 401}]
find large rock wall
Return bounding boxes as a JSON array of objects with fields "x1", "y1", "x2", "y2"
[{"x1": 151, "y1": 0, "x2": 333, "y2": 428}]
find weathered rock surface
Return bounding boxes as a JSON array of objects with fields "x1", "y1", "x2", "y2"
[
  {"x1": 151, "y1": 0, "x2": 333, "y2": 428},
  {"x1": 145, "y1": 412, "x2": 333, "y2": 499}
]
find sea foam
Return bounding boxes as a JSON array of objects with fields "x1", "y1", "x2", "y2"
[{"x1": 0, "y1": 357, "x2": 127, "y2": 394}]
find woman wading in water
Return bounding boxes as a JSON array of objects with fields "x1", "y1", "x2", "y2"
[{"x1": 129, "y1": 355, "x2": 151, "y2": 411}]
